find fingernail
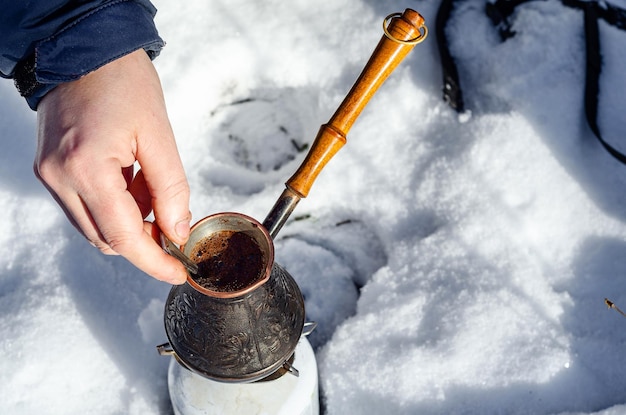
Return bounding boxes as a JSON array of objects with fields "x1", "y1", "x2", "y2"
[{"x1": 175, "y1": 219, "x2": 190, "y2": 240}]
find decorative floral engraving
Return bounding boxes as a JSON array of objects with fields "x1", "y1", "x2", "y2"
[
  {"x1": 220, "y1": 332, "x2": 256, "y2": 369},
  {"x1": 164, "y1": 263, "x2": 305, "y2": 381}
]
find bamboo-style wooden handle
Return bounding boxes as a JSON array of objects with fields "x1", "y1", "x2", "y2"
[{"x1": 285, "y1": 9, "x2": 427, "y2": 198}]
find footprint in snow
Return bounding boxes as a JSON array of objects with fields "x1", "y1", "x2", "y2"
[
  {"x1": 274, "y1": 215, "x2": 388, "y2": 349},
  {"x1": 205, "y1": 87, "x2": 319, "y2": 195}
]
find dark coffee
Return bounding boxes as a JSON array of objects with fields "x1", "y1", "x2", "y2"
[{"x1": 190, "y1": 230, "x2": 265, "y2": 292}]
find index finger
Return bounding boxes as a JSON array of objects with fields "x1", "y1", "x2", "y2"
[{"x1": 82, "y1": 163, "x2": 188, "y2": 284}]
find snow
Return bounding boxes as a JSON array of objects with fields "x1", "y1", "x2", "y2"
[{"x1": 2, "y1": 0, "x2": 626, "y2": 413}]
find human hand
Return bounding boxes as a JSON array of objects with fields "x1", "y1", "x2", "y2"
[{"x1": 35, "y1": 49, "x2": 190, "y2": 284}]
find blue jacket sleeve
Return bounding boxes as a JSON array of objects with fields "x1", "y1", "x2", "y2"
[{"x1": 0, "y1": 0, "x2": 165, "y2": 110}]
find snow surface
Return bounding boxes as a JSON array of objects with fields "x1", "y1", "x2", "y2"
[{"x1": 2, "y1": 0, "x2": 626, "y2": 413}]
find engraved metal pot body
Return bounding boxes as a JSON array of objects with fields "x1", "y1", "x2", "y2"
[{"x1": 161, "y1": 213, "x2": 305, "y2": 383}]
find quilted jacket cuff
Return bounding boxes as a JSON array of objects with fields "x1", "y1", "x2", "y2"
[{"x1": 14, "y1": 0, "x2": 164, "y2": 110}]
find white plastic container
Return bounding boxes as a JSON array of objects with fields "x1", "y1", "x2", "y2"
[{"x1": 168, "y1": 337, "x2": 319, "y2": 415}]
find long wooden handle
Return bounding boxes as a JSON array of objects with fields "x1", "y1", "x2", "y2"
[{"x1": 286, "y1": 9, "x2": 427, "y2": 198}]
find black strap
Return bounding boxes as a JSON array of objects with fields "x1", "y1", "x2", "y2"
[
  {"x1": 436, "y1": 0, "x2": 626, "y2": 164},
  {"x1": 586, "y1": 0, "x2": 626, "y2": 30},
  {"x1": 580, "y1": 1, "x2": 626, "y2": 164},
  {"x1": 486, "y1": 0, "x2": 542, "y2": 39},
  {"x1": 436, "y1": 0, "x2": 465, "y2": 112}
]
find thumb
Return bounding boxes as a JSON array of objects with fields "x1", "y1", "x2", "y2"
[{"x1": 137, "y1": 129, "x2": 191, "y2": 246}]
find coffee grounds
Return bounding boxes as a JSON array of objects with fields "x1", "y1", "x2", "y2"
[{"x1": 190, "y1": 230, "x2": 265, "y2": 292}]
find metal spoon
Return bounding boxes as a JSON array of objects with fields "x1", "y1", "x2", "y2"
[{"x1": 160, "y1": 233, "x2": 199, "y2": 275}]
